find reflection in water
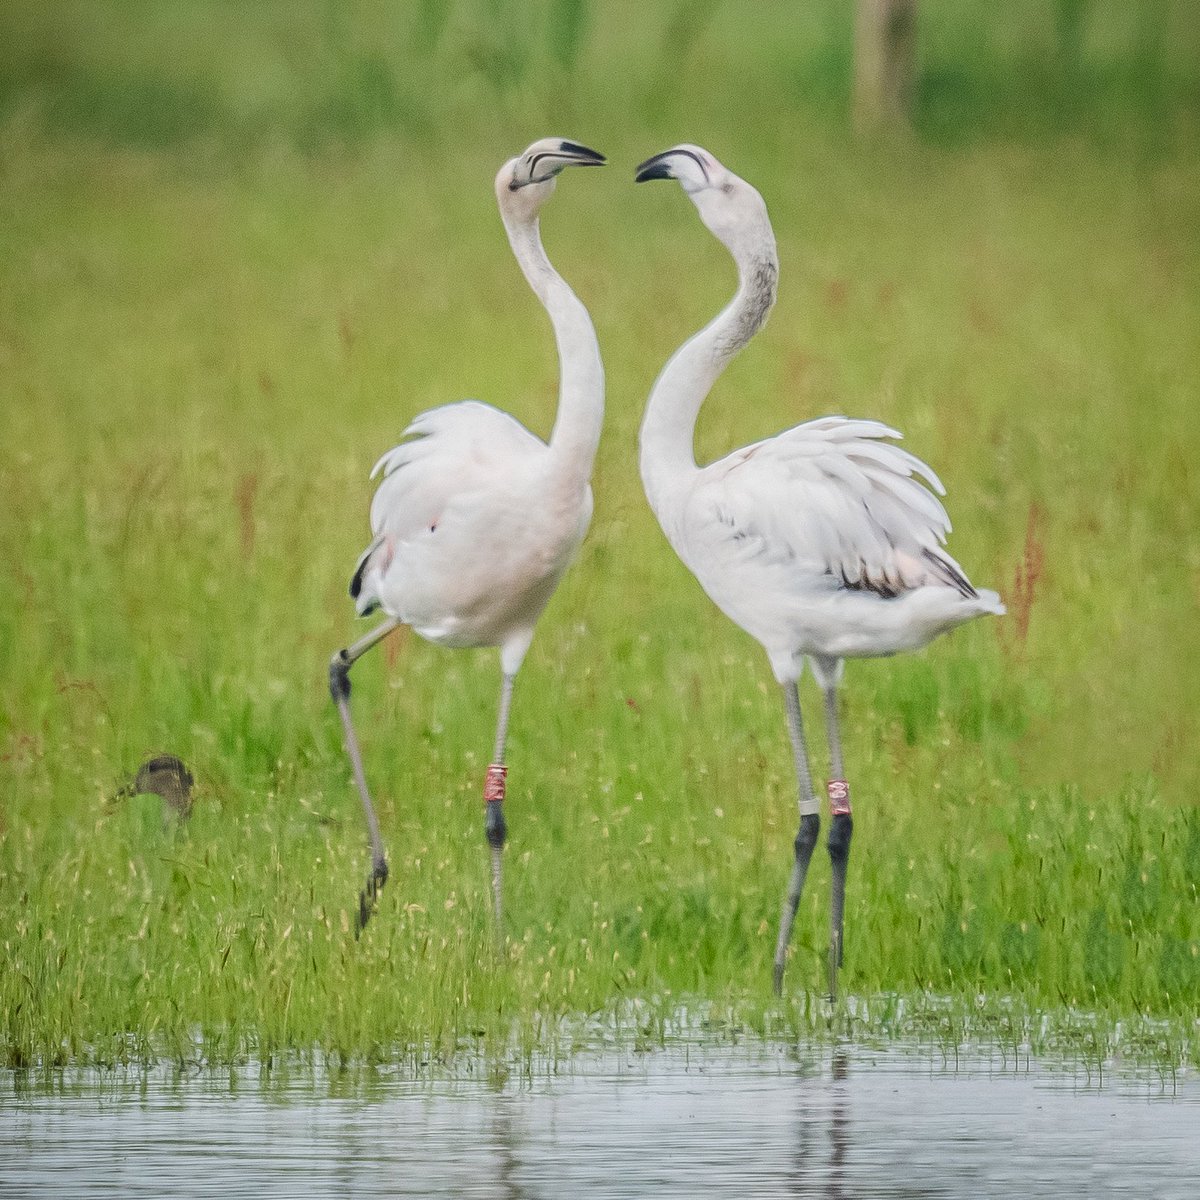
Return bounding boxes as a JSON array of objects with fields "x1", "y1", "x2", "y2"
[
  {"x1": 788, "y1": 1048, "x2": 850, "y2": 1200},
  {"x1": 3, "y1": 1044, "x2": 1198, "y2": 1199},
  {"x1": 489, "y1": 1095, "x2": 522, "y2": 1200},
  {"x1": 827, "y1": 1048, "x2": 849, "y2": 1200}
]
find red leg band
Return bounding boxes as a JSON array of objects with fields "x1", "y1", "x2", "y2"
[
  {"x1": 827, "y1": 779, "x2": 851, "y2": 816},
  {"x1": 484, "y1": 763, "x2": 507, "y2": 804}
]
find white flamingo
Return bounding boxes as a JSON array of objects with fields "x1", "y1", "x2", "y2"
[
  {"x1": 634, "y1": 145, "x2": 1004, "y2": 997},
  {"x1": 330, "y1": 138, "x2": 606, "y2": 932}
]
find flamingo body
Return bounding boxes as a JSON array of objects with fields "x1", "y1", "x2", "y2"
[
  {"x1": 657, "y1": 414, "x2": 1002, "y2": 679},
  {"x1": 353, "y1": 399, "x2": 592, "y2": 667}
]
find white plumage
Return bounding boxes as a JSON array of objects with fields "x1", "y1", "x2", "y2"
[
  {"x1": 635, "y1": 144, "x2": 1003, "y2": 996},
  {"x1": 352, "y1": 399, "x2": 591, "y2": 660},
  {"x1": 330, "y1": 139, "x2": 606, "y2": 932},
  {"x1": 669, "y1": 412, "x2": 1002, "y2": 673}
]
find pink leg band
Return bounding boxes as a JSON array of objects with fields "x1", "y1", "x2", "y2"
[
  {"x1": 827, "y1": 779, "x2": 851, "y2": 816},
  {"x1": 484, "y1": 763, "x2": 508, "y2": 804}
]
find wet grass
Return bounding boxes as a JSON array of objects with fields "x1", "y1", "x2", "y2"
[{"x1": 1, "y1": 3, "x2": 1199, "y2": 1072}]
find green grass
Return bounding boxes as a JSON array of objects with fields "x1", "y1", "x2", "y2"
[{"x1": 1, "y1": 2, "x2": 1199, "y2": 1073}]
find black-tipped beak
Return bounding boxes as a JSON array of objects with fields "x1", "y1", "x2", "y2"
[
  {"x1": 559, "y1": 140, "x2": 606, "y2": 167},
  {"x1": 511, "y1": 140, "x2": 606, "y2": 190},
  {"x1": 635, "y1": 152, "x2": 675, "y2": 183}
]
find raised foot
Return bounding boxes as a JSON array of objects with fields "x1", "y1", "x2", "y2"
[{"x1": 355, "y1": 857, "x2": 389, "y2": 936}]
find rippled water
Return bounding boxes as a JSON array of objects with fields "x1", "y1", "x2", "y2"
[{"x1": 3, "y1": 1044, "x2": 1197, "y2": 1198}]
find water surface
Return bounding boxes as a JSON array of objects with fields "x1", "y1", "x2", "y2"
[{"x1": 4, "y1": 1044, "x2": 1196, "y2": 1198}]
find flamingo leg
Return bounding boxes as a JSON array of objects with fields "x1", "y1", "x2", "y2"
[
  {"x1": 329, "y1": 617, "x2": 402, "y2": 933},
  {"x1": 484, "y1": 672, "x2": 517, "y2": 939},
  {"x1": 822, "y1": 677, "x2": 853, "y2": 1001},
  {"x1": 774, "y1": 681, "x2": 821, "y2": 994}
]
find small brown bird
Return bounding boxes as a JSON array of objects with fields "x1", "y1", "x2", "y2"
[{"x1": 115, "y1": 754, "x2": 194, "y2": 821}]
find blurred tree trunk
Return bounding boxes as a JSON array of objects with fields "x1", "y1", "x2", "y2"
[{"x1": 853, "y1": 0, "x2": 918, "y2": 133}]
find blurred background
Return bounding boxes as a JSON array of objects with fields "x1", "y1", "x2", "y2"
[{"x1": 1, "y1": 1, "x2": 1198, "y2": 150}]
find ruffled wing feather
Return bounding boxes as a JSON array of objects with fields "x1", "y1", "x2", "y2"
[
  {"x1": 693, "y1": 416, "x2": 977, "y2": 598},
  {"x1": 351, "y1": 400, "x2": 547, "y2": 613}
]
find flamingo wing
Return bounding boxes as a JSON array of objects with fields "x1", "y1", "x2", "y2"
[
  {"x1": 692, "y1": 416, "x2": 977, "y2": 597},
  {"x1": 350, "y1": 400, "x2": 547, "y2": 612}
]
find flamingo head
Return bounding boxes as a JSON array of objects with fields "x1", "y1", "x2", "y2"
[
  {"x1": 635, "y1": 144, "x2": 773, "y2": 259},
  {"x1": 496, "y1": 138, "x2": 606, "y2": 217}
]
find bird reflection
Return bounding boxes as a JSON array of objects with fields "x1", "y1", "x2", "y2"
[
  {"x1": 488, "y1": 1093, "x2": 524, "y2": 1200},
  {"x1": 789, "y1": 1048, "x2": 851, "y2": 1198}
]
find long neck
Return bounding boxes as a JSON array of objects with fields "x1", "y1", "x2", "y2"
[
  {"x1": 501, "y1": 210, "x2": 604, "y2": 490},
  {"x1": 639, "y1": 232, "x2": 778, "y2": 514}
]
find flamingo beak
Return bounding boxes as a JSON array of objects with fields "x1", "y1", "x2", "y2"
[
  {"x1": 634, "y1": 151, "x2": 677, "y2": 183},
  {"x1": 510, "y1": 141, "x2": 606, "y2": 189},
  {"x1": 555, "y1": 141, "x2": 606, "y2": 168},
  {"x1": 635, "y1": 146, "x2": 716, "y2": 195}
]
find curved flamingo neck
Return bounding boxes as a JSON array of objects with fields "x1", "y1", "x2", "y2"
[
  {"x1": 500, "y1": 209, "x2": 604, "y2": 492},
  {"x1": 639, "y1": 227, "x2": 778, "y2": 516}
]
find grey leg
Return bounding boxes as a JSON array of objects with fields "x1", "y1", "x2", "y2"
[
  {"x1": 329, "y1": 617, "x2": 402, "y2": 933},
  {"x1": 774, "y1": 682, "x2": 821, "y2": 994},
  {"x1": 822, "y1": 678, "x2": 853, "y2": 1001},
  {"x1": 484, "y1": 673, "x2": 516, "y2": 938}
]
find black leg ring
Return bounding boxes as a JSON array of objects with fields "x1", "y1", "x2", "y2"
[
  {"x1": 828, "y1": 812, "x2": 852, "y2": 866},
  {"x1": 795, "y1": 811, "x2": 821, "y2": 858},
  {"x1": 484, "y1": 799, "x2": 507, "y2": 850}
]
